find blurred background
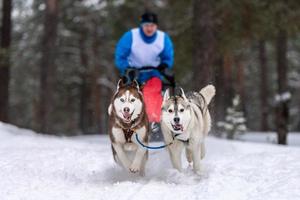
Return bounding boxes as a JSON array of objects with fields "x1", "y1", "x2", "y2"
[{"x1": 0, "y1": 0, "x2": 299, "y2": 144}]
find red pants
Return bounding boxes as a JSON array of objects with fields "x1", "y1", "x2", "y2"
[{"x1": 142, "y1": 77, "x2": 162, "y2": 122}]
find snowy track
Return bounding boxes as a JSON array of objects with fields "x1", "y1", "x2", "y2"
[{"x1": 0, "y1": 123, "x2": 300, "y2": 200}]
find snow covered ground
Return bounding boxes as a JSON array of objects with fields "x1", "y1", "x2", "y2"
[
  {"x1": 239, "y1": 132, "x2": 300, "y2": 146},
  {"x1": 1, "y1": 122, "x2": 300, "y2": 200}
]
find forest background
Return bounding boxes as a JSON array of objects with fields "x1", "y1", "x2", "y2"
[{"x1": 0, "y1": 0, "x2": 300, "y2": 145}]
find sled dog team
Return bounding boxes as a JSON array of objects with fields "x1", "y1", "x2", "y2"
[{"x1": 108, "y1": 78, "x2": 216, "y2": 176}]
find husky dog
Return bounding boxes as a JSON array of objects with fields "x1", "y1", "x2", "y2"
[
  {"x1": 108, "y1": 79, "x2": 149, "y2": 175},
  {"x1": 161, "y1": 85, "x2": 215, "y2": 174}
]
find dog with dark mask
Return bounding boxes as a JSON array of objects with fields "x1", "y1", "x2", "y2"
[{"x1": 108, "y1": 79, "x2": 149, "y2": 176}]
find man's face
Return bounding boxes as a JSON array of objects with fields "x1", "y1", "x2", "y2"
[{"x1": 142, "y1": 23, "x2": 158, "y2": 37}]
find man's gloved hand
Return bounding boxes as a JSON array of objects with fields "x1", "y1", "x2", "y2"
[
  {"x1": 125, "y1": 67, "x2": 139, "y2": 84},
  {"x1": 157, "y1": 65, "x2": 175, "y2": 88},
  {"x1": 157, "y1": 63, "x2": 168, "y2": 72}
]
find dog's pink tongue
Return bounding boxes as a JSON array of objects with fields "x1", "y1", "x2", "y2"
[
  {"x1": 174, "y1": 124, "x2": 183, "y2": 131},
  {"x1": 123, "y1": 112, "x2": 131, "y2": 119},
  {"x1": 176, "y1": 124, "x2": 183, "y2": 131},
  {"x1": 177, "y1": 125, "x2": 183, "y2": 131}
]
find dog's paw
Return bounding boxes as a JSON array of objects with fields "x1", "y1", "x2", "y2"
[
  {"x1": 129, "y1": 163, "x2": 140, "y2": 173},
  {"x1": 194, "y1": 170, "x2": 201, "y2": 175},
  {"x1": 194, "y1": 168, "x2": 204, "y2": 176}
]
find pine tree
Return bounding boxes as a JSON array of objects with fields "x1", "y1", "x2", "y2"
[{"x1": 217, "y1": 95, "x2": 247, "y2": 140}]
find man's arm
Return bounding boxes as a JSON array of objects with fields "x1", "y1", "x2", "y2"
[
  {"x1": 159, "y1": 33, "x2": 174, "y2": 68},
  {"x1": 115, "y1": 31, "x2": 132, "y2": 75}
]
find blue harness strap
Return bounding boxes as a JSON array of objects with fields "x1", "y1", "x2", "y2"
[{"x1": 135, "y1": 134, "x2": 173, "y2": 150}]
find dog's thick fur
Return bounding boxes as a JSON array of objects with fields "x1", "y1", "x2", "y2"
[
  {"x1": 161, "y1": 85, "x2": 215, "y2": 174},
  {"x1": 108, "y1": 79, "x2": 149, "y2": 176}
]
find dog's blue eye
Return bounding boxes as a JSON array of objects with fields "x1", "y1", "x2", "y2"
[
  {"x1": 180, "y1": 108, "x2": 184, "y2": 112},
  {"x1": 120, "y1": 98, "x2": 125, "y2": 102},
  {"x1": 168, "y1": 109, "x2": 173, "y2": 113},
  {"x1": 130, "y1": 98, "x2": 135, "y2": 102}
]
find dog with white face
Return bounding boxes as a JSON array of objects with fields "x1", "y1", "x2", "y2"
[
  {"x1": 161, "y1": 85, "x2": 215, "y2": 174},
  {"x1": 108, "y1": 79, "x2": 149, "y2": 176}
]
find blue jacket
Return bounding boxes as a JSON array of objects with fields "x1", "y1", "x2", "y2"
[{"x1": 115, "y1": 27, "x2": 174, "y2": 84}]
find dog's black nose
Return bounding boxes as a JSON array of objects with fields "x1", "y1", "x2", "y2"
[
  {"x1": 174, "y1": 117, "x2": 180, "y2": 123},
  {"x1": 123, "y1": 107, "x2": 130, "y2": 113}
]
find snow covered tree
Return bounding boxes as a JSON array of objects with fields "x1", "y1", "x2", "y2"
[{"x1": 217, "y1": 95, "x2": 247, "y2": 140}]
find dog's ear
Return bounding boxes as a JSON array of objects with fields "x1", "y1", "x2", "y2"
[
  {"x1": 117, "y1": 77, "x2": 126, "y2": 90},
  {"x1": 179, "y1": 87, "x2": 188, "y2": 101},
  {"x1": 163, "y1": 88, "x2": 170, "y2": 101},
  {"x1": 117, "y1": 79, "x2": 122, "y2": 91},
  {"x1": 131, "y1": 80, "x2": 140, "y2": 91},
  {"x1": 108, "y1": 104, "x2": 112, "y2": 115}
]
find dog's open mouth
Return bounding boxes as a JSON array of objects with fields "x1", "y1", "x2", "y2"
[
  {"x1": 122, "y1": 111, "x2": 133, "y2": 123},
  {"x1": 172, "y1": 123, "x2": 183, "y2": 131}
]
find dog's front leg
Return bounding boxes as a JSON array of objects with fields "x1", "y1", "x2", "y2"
[
  {"x1": 168, "y1": 141, "x2": 184, "y2": 172},
  {"x1": 130, "y1": 146, "x2": 147, "y2": 173},
  {"x1": 131, "y1": 127, "x2": 147, "y2": 174},
  {"x1": 191, "y1": 143, "x2": 202, "y2": 175},
  {"x1": 112, "y1": 143, "x2": 131, "y2": 170}
]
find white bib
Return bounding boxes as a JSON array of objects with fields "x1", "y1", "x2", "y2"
[{"x1": 128, "y1": 28, "x2": 164, "y2": 68}]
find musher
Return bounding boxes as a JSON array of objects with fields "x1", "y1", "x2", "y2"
[{"x1": 114, "y1": 12, "x2": 174, "y2": 133}]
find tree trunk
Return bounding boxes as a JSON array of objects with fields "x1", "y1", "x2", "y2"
[
  {"x1": 78, "y1": 31, "x2": 89, "y2": 133},
  {"x1": 259, "y1": 40, "x2": 269, "y2": 131},
  {"x1": 92, "y1": 21, "x2": 102, "y2": 134},
  {"x1": 0, "y1": 0, "x2": 12, "y2": 122},
  {"x1": 192, "y1": 0, "x2": 216, "y2": 89},
  {"x1": 275, "y1": 29, "x2": 289, "y2": 145},
  {"x1": 223, "y1": 52, "x2": 234, "y2": 107},
  {"x1": 38, "y1": 0, "x2": 59, "y2": 133},
  {"x1": 235, "y1": 55, "x2": 247, "y2": 126},
  {"x1": 235, "y1": 56, "x2": 245, "y2": 104},
  {"x1": 214, "y1": 57, "x2": 225, "y2": 136}
]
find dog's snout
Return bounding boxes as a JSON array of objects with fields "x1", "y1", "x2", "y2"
[
  {"x1": 123, "y1": 107, "x2": 130, "y2": 113},
  {"x1": 174, "y1": 117, "x2": 180, "y2": 123}
]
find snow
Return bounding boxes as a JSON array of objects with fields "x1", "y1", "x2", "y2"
[
  {"x1": 239, "y1": 132, "x2": 300, "y2": 146},
  {"x1": 1, "y1": 122, "x2": 300, "y2": 200},
  {"x1": 275, "y1": 92, "x2": 292, "y2": 103}
]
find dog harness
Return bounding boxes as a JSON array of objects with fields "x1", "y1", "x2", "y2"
[
  {"x1": 172, "y1": 132, "x2": 190, "y2": 144},
  {"x1": 122, "y1": 128, "x2": 135, "y2": 143}
]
